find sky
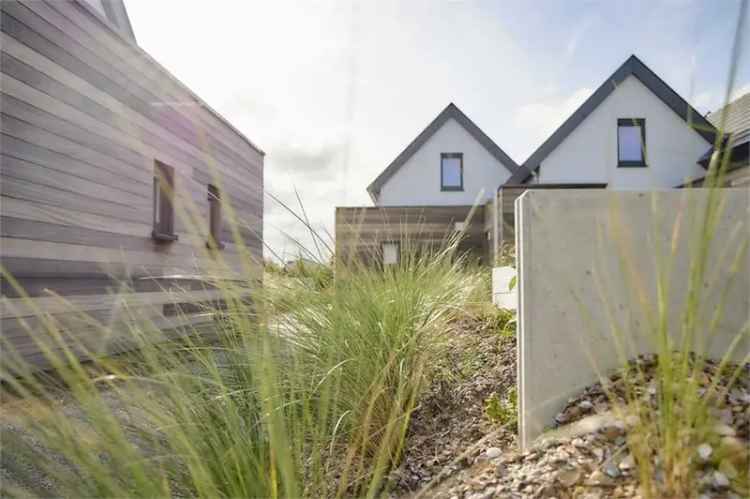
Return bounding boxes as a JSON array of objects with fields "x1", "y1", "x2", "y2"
[{"x1": 124, "y1": 0, "x2": 749, "y2": 262}]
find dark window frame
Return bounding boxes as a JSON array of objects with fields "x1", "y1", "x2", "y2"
[
  {"x1": 617, "y1": 118, "x2": 647, "y2": 167},
  {"x1": 206, "y1": 184, "x2": 225, "y2": 250},
  {"x1": 440, "y1": 152, "x2": 464, "y2": 191},
  {"x1": 152, "y1": 160, "x2": 178, "y2": 242}
]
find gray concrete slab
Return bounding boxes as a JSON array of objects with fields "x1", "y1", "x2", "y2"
[{"x1": 515, "y1": 189, "x2": 749, "y2": 448}]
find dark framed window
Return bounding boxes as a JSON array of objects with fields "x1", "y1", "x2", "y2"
[
  {"x1": 207, "y1": 184, "x2": 225, "y2": 250},
  {"x1": 441, "y1": 152, "x2": 463, "y2": 191},
  {"x1": 152, "y1": 161, "x2": 178, "y2": 241},
  {"x1": 617, "y1": 118, "x2": 647, "y2": 167}
]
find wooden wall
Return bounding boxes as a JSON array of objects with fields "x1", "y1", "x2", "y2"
[
  {"x1": 0, "y1": 0, "x2": 264, "y2": 368},
  {"x1": 335, "y1": 205, "x2": 487, "y2": 266}
]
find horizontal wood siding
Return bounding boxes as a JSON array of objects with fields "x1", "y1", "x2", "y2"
[
  {"x1": 0, "y1": 0, "x2": 263, "y2": 369},
  {"x1": 335, "y1": 205, "x2": 487, "y2": 265}
]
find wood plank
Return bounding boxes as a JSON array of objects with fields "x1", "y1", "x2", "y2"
[
  {"x1": 0, "y1": 64, "x2": 264, "y2": 204},
  {"x1": 0, "y1": 197, "x2": 261, "y2": 248},
  {"x1": 1, "y1": 113, "x2": 152, "y2": 185},
  {"x1": 1, "y1": 275, "x2": 221, "y2": 298},
  {"x1": 0, "y1": 216, "x2": 210, "y2": 257},
  {"x1": 2, "y1": 154, "x2": 148, "y2": 206},
  {"x1": 1, "y1": 133, "x2": 151, "y2": 193},
  {"x1": 37, "y1": 0, "x2": 264, "y2": 163},
  {"x1": 0, "y1": 5, "x2": 258, "y2": 179},
  {"x1": 0, "y1": 34, "x2": 262, "y2": 196},
  {"x1": 1, "y1": 176, "x2": 151, "y2": 223},
  {"x1": 1, "y1": 238, "x2": 255, "y2": 281},
  {"x1": 335, "y1": 205, "x2": 488, "y2": 265},
  {"x1": 0, "y1": 256, "x2": 169, "y2": 280},
  {"x1": 1, "y1": 90, "x2": 149, "y2": 171},
  {"x1": 1, "y1": 288, "x2": 247, "y2": 318}
]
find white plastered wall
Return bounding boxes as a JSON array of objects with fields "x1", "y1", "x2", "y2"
[
  {"x1": 538, "y1": 75, "x2": 711, "y2": 188},
  {"x1": 377, "y1": 118, "x2": 513, "y2": 206}
]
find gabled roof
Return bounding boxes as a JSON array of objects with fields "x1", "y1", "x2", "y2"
[
  {"x1": 507, "y1": 55, "x2": 717, "y2": 184},
  {"x1": 706, "y1": 92, "x2": 750, "y2": 135},
  {"x1": 698, "y1": 92, "x2": 750, "y2": 168},
  {"x1": 367, "y1": 103, "x2": 519, "y2": 202}
]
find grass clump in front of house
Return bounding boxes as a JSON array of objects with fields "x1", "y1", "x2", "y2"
[{"x1": 1, "y1": 243, "x2": 484, "y2": 498}]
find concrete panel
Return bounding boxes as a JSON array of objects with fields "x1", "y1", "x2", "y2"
[
  {"x1": 492, "y1": 266, "x2": 517, "y2": 310},
  {"x1": 516, "y1": 189, "x2": 749, "y2": 448}
]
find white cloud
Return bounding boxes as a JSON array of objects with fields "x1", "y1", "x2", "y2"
[
  {"x1": 731, "y1": 82, "x2": 750, "y2": 100},
  {"x1": 693, "y1": 82, "x2": 750, "y2": 115}
]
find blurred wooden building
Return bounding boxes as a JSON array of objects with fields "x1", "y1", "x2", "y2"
[{"x1": 0, "y1": 0, "x2": 264, "y2": 369}]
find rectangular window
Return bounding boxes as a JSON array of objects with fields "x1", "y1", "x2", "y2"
[
  {"x1": 382, "y1": 241, "x2": 399, "y2": 265},
  {"x1": 207, "y1": 184, "x2": 225, "y2": 250},
  {"x1": 617, "y1": 118, "x2": 647, "y2": 167},
  {"x1": 441, "y1": 153, "x2": 463, "y2": 191},
  {"x1": 152, "y1": 161, "x2": 178, "y2": 241}
]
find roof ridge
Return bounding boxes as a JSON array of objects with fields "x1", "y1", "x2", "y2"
[
  {"x1": 506, "y1": 54, "x2": 716, "y2": 184},
  {"x1": 366, "y1": 103, "x2": 519, "y2": 202}
]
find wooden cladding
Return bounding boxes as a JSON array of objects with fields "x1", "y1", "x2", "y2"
[
  {"x1": 335, "y1": 205, "x2": 487, "y2": 265},
  {"x1": 0, "y1": 0, "x2": 264, "y2": 369}
]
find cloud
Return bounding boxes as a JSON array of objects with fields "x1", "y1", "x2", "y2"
[
  {"x1": 269, "y1": 137, "x2": 347, "y2": 175},
  {"x1": 514, "y1": 87, "x2": 592, "y2": 158},
  {"x1": 731, "y1": 82, "x2": 750, "y2": 100},
  {"x1": 693, "y1": 82, "x2": 750, "y2": 115}
]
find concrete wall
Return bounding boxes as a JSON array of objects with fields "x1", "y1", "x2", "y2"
[
  {"x1": 538, "y1": 75, "x2": 710, "y2": 188},
  {"x1": 377, "y1": 117, "x2": 512, "y2": 206},
  {"x1": 516, "y1": 189, "x2": 749, "y2": 448},
  {"x1": 492, "y1": 266, "x2": 517, "y2": 310}
]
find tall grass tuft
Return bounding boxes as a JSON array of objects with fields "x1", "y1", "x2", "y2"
[
  {"x1": 1, "y1": 238, "x2": 482, "y2": 498},
  {"x1": 599, "y1": 9, "x2": 750, "y2": 495}
]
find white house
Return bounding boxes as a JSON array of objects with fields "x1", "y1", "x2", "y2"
[
  {"x1": 349, "y1": 55, "x2": 734, "y2": 266},
  {"x1": 507, "y1": 55, "x2": 717, "y2": 188},
  {"x1": 367, "y1": 103, "x2": 519, "y2": 206}
]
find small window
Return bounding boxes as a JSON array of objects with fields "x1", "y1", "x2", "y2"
[
  {"x1": 441, "y1": 153, "x2": 463, "y2": 191},
  {"x1": 152, "y1": 161, "x2": 178, "y2": 241},
  {"x1": 207, "y1": 184, "x2": 225, "y2": 250},
  {"x1": 617, "y1": 118, "x2": 646, "y2": 167},
  {"x1": 382, "y1": 241, "x2": 399, "y2": 265}
]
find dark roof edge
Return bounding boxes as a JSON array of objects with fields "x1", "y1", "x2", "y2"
[
  {"x1": 101, "y1": 0, "x2": 136, "y2": 42},
  {"x1": 500, "y1": 182, "x2": 607, "y2": 190},
  {"x1": 367, "y1": 103, "x2": 519, "y2": 200},
  {"x1": 508, "y1": 54, "x2": 717, "y2": 184}
]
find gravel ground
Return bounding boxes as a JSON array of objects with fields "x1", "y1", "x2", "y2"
[
  {"x1": 407, "y1": 349, "x2": 749, "y2": 499},
  {"x1": 387, "y1": 313, "x2": 518, "y2": 497}
]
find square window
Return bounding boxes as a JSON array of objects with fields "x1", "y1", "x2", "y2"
[
  {"x1": 382, "y1": 241, "x2": 399, "y2": 265},
  {"x1": 441, "y1": 153, "x2": 463, "y2": 191},
  {"x1": 617, "y1": 118, "x2": 646, "y2": 167}
]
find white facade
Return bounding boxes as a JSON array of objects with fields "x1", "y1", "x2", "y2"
[
  {"x1": 376, "y1": 118, "x2": 513, "y2": 206},
  {"x1": 536, "y1": 76, "x2": 710, "y2": 188}
]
